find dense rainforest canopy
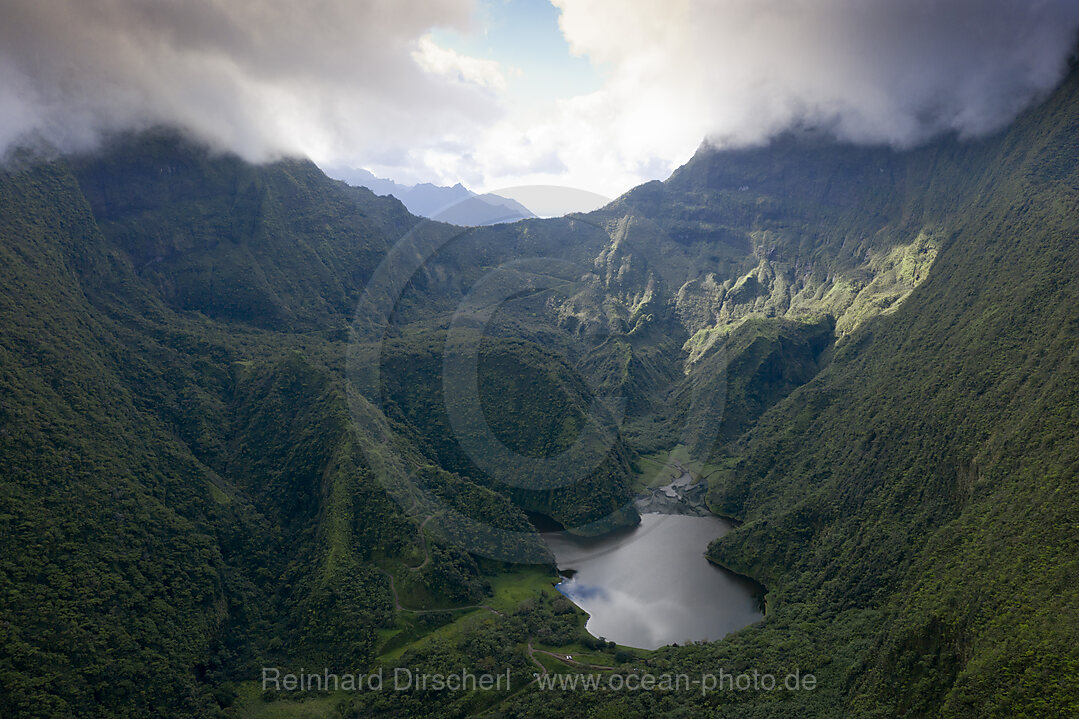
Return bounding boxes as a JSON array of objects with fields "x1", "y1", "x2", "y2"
[{"x1": 1, "y1": 61, "x2": 1078, "y2": 719}]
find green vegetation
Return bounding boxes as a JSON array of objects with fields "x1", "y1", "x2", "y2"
[
  {"x1": 2, "y1": 63, "x2": 1079, "y2": 719},
  {"x1": 232, "y1": 682, "x2": 347, "y2": 719},
  {"x1": 0, "y1": 132, "x2": 632, "y2": 718},
  {"x1": 375, "y1": 331, "x2": 637, "y2": 532}
]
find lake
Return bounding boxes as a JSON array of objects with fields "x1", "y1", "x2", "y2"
[{"x1": 542, "y1": 510, "x2": 763, "y2": 649}]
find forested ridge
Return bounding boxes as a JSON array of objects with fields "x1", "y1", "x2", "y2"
[{"x1": 1, "y1": 64, "x2": 1078, "y2": 719}]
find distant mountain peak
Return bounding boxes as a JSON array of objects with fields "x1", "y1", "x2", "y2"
[{"x1": 320, "y1": 165, "x2": 535, "y2": 225}]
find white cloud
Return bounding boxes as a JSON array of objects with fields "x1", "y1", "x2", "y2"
[
  {"x1": 413, "y1": 35, "x2": 507, "y2": 91},
  {"x1": 0, "y1": 0, "x2": 499, "y2": 166},
  {"x1": 459, "y1": 0, "x2": 1079, "y2": 197},
  {"x1": 2, "y1": 0, "x2": 1078, "y2": 199},
  {"x1": 551, "y1": 0, "x2": 1079, "y2": 149}
]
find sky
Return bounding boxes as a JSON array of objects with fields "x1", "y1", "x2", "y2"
[{"x1": 1, "y1": 1, "x2": 1079, "y2": 198}]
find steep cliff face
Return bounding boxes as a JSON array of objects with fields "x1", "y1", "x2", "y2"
[
  {"x1": 2, "y1": 61, "x2": 1078, "y2": 719},
  {"x1": 573, "y1": 132, "x2": 973, "y2": 348},
  {"x1": 704, "y1": 64, "x2": 1079, "y2": 717}
]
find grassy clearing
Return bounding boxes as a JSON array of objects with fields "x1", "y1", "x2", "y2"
[
  {"x1": 630, "y1": 449, "x2": 684, "y2": 491},
  {"x1": 231, "y1": 682, "x2": 346, "y2": 719},
  {"x1": 485, "y1": 566, "x2": 562, "y2": 612},
  {"x1": 533, "y1": 640, "x2": 646, "y2": 667},
  {"x1": 630, "y1": 444, "x2": 728, "y2": 492},
  {"x1": 376, "y1": 607, "x2": 491, "y2": 662},
  {"x1": 232, "y1": 557, "x2": 639, "y2": 717},
  {"x1": 373, "y1": 565, "x2": 561, "y2": 663},
  {"x1": 534, "y1": 653, "x2": 573, "y2": 673}
]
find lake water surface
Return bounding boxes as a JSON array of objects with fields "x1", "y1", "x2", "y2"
[{"x1": 542, "y1": 511, "x2": 763, "y2": 649}]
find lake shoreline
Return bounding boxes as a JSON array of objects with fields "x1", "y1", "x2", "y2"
[{"x1": 541, "y1": 510, "x2": 764, "y2": 649}]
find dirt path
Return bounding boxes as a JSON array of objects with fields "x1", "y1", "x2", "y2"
[
  {"x1": 378, "y1": 513, "x2": 511, "y2": 617},
  {"x1": 380, "y1": 567, "x2": 503, "y2": 617},
  {"x1": 532, "y1": 648, "x2": 613, "y2": 671},
  {"x1": 381, "y1": 568, "x2": 405, "y2": 611},
  {"x1": 406, "y1": 514, "x2": 434, "y2": 571},
  {"x1": 526, "y1": 642, "x2": 547, "y2": 675}
]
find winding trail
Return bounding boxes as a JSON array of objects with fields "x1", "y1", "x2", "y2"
[
  {"x1": 380, "y1": 567, "x2": 503, "y2": 617},
  {"x1": 526, "y1": 642, "x2": 547, "y2": 675},
  {"x1": 382, "y1": 510, "x2": 612, "y2": 698},
  {"x1": 379, "y1": 513, "x2": 509, "y2": 617}
]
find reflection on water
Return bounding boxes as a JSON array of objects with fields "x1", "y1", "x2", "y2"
[{"x1": 542, "y1": 513, "x2": 763, "y2": 650}]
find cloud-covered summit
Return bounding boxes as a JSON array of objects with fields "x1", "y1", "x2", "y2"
[
  {"x1": 0, "y1": 0, "x2": 496, "y2": 162},
  {"x1": 2, "y1": 0, "x2": 1078, "y2": 195},
  {"x1": 556, "y1": 0, "x2": 1079, "y2": 151}
]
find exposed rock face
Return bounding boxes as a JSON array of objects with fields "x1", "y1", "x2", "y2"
[{"x1": 635, "y1": 472, "x2": 711, "y2": 516}]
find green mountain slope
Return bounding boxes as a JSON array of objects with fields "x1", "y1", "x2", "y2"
[
  {"x1": 374, "y1": 331, "x2": 637, "y2": 532},
  {"x1": 706, "y1": 66, "x2": 1079, "y2": 716},
  {"x1": 71, "y1": 130, "x2": 413, "y2": 330},
  {"x1": 0, "y1": 160, "x2": 235, "y2": 716},
  {"x1": 488, "y1": 63, "x2": 1079, "y2": 719},
  {"x1": 0, "y1": 134, "x2": 628, "y2": 717},
  {"x1": 1, "y1": 62, "x2": 1078, "y2": 719}
]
